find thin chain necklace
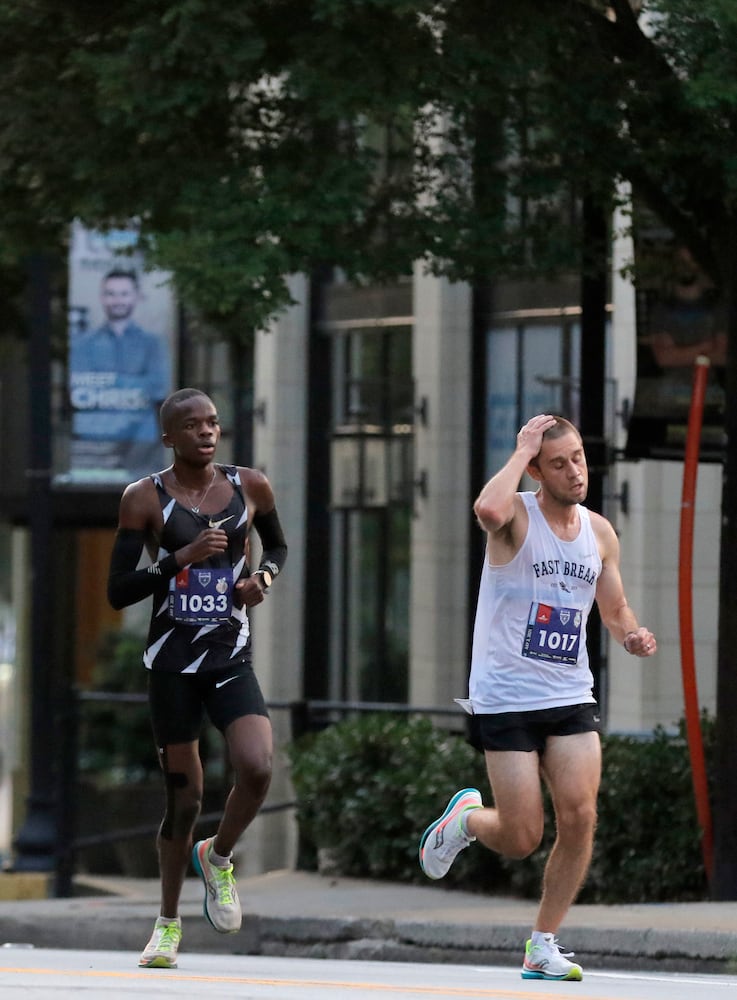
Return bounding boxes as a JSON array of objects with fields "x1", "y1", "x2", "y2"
[{"x1": 171, "y1": 466, "x2": 217, "y2": 514}]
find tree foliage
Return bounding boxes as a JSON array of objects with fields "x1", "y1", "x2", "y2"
[
  {"x1": 2, "y1": 2, "x2": 736, "y2": 331},
  {"x1": 0, "y1": 3, "x2": 588, "y2": 332},
  {"x1": 1, "y1": 2, "x2": 737, "y2": 331}
]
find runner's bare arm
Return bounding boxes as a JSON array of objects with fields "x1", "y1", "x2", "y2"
[
  {"x1": 593, "y1": 514, "x2": 657, "y2": 657},
  {"x1": 474, "y1": 415, "x2": 556, "y2": 533},
  {"x1": 473, "y1": 415, "x2": 556, "y2": 564}
]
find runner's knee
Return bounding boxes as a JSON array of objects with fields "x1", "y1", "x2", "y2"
[
  {"x1": 505, "y1": 833, "x2": 543, "y2": 859},
  {"x1": 556, "y1": 799, "x2": 597, "y2": 841},
  {"x1": 231, "y1": 751, "x2": 272, "y2": 802},
  {"x1": 501, "y1": 816, "x2": 544, "y2": 859}
]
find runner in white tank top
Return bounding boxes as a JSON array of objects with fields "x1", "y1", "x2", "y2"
[
  {"x1": 469, "y1": 491, "x2": 600, "y2": 713},
  {"x1": 418, "y1": 415, "x2": 657, "y2": 984}
]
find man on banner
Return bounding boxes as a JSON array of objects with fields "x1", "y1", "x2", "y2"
[{"x1": 69, "y1": 268, "x2": 172, "y2": 482}]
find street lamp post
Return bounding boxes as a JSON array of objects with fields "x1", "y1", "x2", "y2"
[{"x1": 13, "y1": 253, "x2": 58, "y2": 873}]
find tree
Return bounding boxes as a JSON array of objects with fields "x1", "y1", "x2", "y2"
[
  {"x1": 2, "y1": 3, "x2": 735, "y2": 323},
  {"x1": 2, "y1": 0, "x2": 737, "y2": 893},
  {"x1": 0, "y1": 1, "x2": 591, "y2": 333}
]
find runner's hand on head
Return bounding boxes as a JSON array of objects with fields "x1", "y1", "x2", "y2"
[{"x1": 517, "y1": 414, "x2": 557, "y2": 459}]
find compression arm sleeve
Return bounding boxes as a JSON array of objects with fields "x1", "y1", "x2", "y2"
[
  {"x1": 252, "y1": 507, "x2": 288, "y2": 580},
  {"x1": 107, "y1": 529, "x2": 179, "y2": 610}
]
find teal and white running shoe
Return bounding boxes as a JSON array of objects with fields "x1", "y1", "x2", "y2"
[
  {"x1": 418, "y1": 787, "x2": 482, "y2": 879},
  {"x1": 192, "y1": 837, "x2": 242, "y2": 933},
  {"x1": 521, "y1": 934, "x2": 583, "y2": 981}
]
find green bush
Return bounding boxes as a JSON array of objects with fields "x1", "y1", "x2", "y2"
[
  {"x1": 288, "y1": 713, "x2": 505, "y2": 889},
  {"x1": 287, "y1": 712, "x2": 713, "y2": 903},
  {"x1": 587, "y1": 719, "x2": 713, "y2": 902},
  {"x1": 78, "y1": 629, "x2": 216, "y2": 786},
  {"x1": 78, "y1": 631, "x2": 157, "y2": 785}
]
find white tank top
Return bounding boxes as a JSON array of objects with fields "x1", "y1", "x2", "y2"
[{"x1": 468, "y1": 491, "x2": 601, "y2": 714}]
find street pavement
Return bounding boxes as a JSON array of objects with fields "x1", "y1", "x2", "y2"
[{"x1": 0, "y1": 868, "x2": 736, "y2": 975}]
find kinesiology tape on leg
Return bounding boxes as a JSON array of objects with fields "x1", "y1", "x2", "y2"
[{"x1": 160, "y1": 770, "x2": 195, "y2": 840}]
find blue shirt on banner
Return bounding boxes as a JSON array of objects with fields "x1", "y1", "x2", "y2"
[{"x1": 70, "y1": 321, "x2": 171, "y2": 443}]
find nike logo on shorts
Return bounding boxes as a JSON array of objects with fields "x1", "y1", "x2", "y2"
[{"x1": 215, "y1": 675, "x2": 239, "y2": 689}]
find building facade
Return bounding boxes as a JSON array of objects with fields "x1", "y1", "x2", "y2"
[{"x1": 0, "y1": 220, "x2": 721, "y2": 872}]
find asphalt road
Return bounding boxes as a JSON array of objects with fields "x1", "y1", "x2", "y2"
[
  {"x1": 1, "y1": 948, "x2": 736, "y2": 999},
  {"x1": 3, "y1": 869, "x2": 737, "y2": 978}
]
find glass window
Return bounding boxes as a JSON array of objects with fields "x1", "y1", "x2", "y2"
[
  {"x1": 487, "y1": 326, "x2": 518, "y2": 477},
  {"x1": 486, "y1": 317, "x2": 581, "y2": 479},
  {"x1": 329, "y1": 324, "x2": 412, "y2": 703}
]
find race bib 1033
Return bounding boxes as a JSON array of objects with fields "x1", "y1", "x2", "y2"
[{"x1": 169, "y1": 567, "x2": 233, "y2": 624}]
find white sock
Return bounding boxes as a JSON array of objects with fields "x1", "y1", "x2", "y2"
[
  {"x1": 531, "y1": 930, "x2": 553, "y2": 946},
  {"x1": 209, "y1": 844, "x2": 233, "y2": 868},
  {"x1": 158, "y1": 915, "x2": 180, "y2": 925},
  {"x1": 459, "y1": 805, "x2": 480, "y2": 836}
]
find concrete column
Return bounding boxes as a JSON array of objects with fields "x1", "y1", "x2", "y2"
[
  {"x1": 607, "y1": 199, "x2": 647, "y2": 731},
  {"x1": 241, "y1": 274, "x2": 309, "y2": 874},
  {"x1": 409, "y1": 267, "x2": 473, "y2": 712}
]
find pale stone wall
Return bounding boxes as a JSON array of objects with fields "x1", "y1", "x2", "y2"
[
  {"x1": 243, "y1": 274, "x2": 310, "y2": 874},
  {"x1": 408, "y1": 268, "x2": 473, "y2": 713}
]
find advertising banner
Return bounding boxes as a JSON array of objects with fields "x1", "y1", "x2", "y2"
[
  {"x1": 59, "y1": 222, "x2": 176, "y2": 485},
  {"x1": 625, "y1": 220, "x2": 726, "y2": 462}
]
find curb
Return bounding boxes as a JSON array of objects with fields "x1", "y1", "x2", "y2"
[{"x1": 1, "y1": 908, "x2": 736, "y2": 974}]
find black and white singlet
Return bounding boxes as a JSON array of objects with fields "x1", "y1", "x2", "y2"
[{"x1": 143, "y1": 465, "x2": 252, "y2": 674}]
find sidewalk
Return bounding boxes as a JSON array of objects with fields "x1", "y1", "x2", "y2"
[{"x1": 0, "y1": 869, "x2": 736, "y2": 974}]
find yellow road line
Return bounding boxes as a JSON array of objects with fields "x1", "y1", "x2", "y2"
[{"x1": 0, "y1": 965, "x2": 610, "y2": 999}]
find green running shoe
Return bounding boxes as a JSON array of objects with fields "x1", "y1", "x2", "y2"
[{"x1": 139, "y1": 917, "x2": 182, "y2": 969}]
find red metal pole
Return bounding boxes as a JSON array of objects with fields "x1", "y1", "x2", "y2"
[{"x1": 679, "y1": 354, "x2": 713, "y2": 881}]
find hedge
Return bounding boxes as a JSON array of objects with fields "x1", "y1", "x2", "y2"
[{"x1": 287, "y1": 712, "x2": 713, "y2": 903}]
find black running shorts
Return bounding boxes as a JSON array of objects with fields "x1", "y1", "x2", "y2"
[
  {"x1": 470, "y1": 703, "x2": 601, "y2": 754},
  {"x1": 148, "y1": 663, "x2": 269, "y2": 745}
]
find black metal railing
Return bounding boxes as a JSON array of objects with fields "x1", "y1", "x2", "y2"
[{"x1": 54, "y1": 688, "x2": 462, "y2": 897}]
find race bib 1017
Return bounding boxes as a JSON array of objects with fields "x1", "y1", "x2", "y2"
[
  {"x1": 522, "y1": 602, "x2": 582, "y2": 665},
  {"x1": 169, "y1": 567, "x2": 233, "y2": 624}
]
